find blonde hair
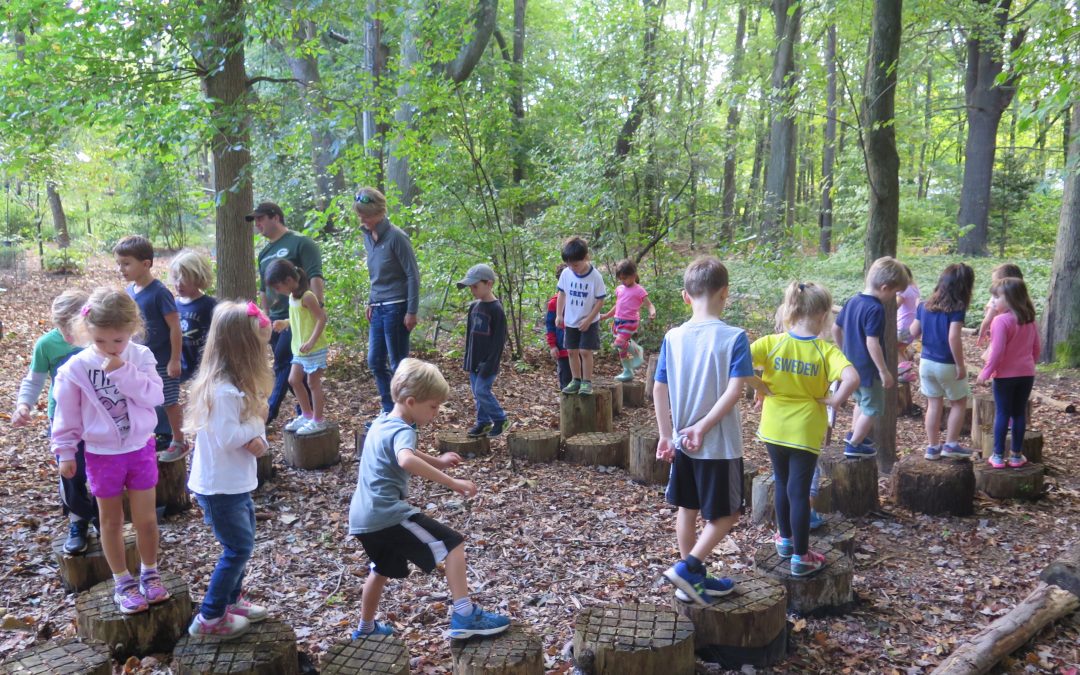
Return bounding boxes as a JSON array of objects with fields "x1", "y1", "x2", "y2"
[
  {"x1": 169, "y1": 249, "x2": 214, "y2": 292},
  {"x1": 80, "y1": 287, "x2": 144, "y2": 340},
  {"x1": 391, "y1": 358, "x2": 450, "y2": 403},
  {"x1": 184, "y1": 302, "x2": 273, "y2": 436},
  {"x1": 866, "y1": 256, "x2": 910, "y2": 291},
  {"x1": 353, "y1": 187, "x2": 388, "y2": 218},
  {"x1": 780, "y1": 281, "x2": 833, "y2": 332},
  {"x1": 52, "y1": 289, "x2": 90, "y2": 334}
]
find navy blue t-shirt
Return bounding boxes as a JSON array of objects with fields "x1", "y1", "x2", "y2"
[
  {"x1": 916, "y1": 303, "x2": 965, "y2": 364},
  {"x1": 178, "y1": 294, "x2": 218, "y2": 380},
  {"x1": 128, "y1": 279, "x2": 178, "y2": 366},
  {"x1": 835, "y1": 293, "x2": 884, "y2": 386}
]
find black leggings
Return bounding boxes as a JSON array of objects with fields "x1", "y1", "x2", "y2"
[
  {"x1": 992, "y1": 376, "x2": 1034, "y2": 457},
  {"x1": 766, "y1": 442, "x2": 818, "y2": 556}
]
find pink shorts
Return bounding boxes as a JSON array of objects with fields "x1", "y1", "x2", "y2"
[{"x1": 84, "y1": 437, "x2": 158, "y2": 499}]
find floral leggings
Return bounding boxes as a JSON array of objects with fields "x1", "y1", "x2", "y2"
[{"x1": 612, "y1": 318, "x2": 639, "y2": 359}]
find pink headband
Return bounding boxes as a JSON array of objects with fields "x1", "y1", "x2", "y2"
[{"x1": 246, "y1": 302, "x2": 270, "y2": 329}]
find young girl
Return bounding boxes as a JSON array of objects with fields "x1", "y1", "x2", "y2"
[
  {"x1": 751, "y1": 282, "x2": 858, "y2": 577},
  {"x1": 976, "y1": 278, "x2": 1039, "y2": 469},
  {"x1": 976, "y1": 263, "x2": 1024, "y2": 349},
  {"x1": 600, "y1": 259, "x2": 656, "y2": 382},
  {"x1": 910, "y1": 263, "x2": 974, "y2": 460},
  {"x1": 51, "y1": 288, "x2": 168, "y2": 614},
  {"x1": 170, "y1": 249, "x2": 218, "y2": 382},
  {"x1": 184, "y1": 302, "x2": 273, "y2": 638},
  {"x1": 896, "y1": 265, "x2": 920, "y2": 383},
  {"x1": 266, "y1": 259, "x2": 329, "y2": 435}
]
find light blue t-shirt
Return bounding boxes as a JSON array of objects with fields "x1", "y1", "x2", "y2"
[{"x1": 348, "y1": 414, "x2": 421, "y2": 534}]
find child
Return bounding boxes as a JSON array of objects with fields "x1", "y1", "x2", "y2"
[
  {"x1": 976, "y1": 277, "x2": 1039, "y2": 469},
  {"x1": 348, "y1": 358, "x2": 510, "y2": 639},
  {"x1": 546, "y1": 264, "x2": 572, "y2": 390},
  {"x1": 184, "y1": 302, "x2": 273, "y2": 638},
  {"x1": 51, "y1": 288, "x2": 168, "y2": 614},
  {"x1": 266, "y1": 259, "x2": 329, "y2": 436},
  {"x1": 909, "y1": 263, "x2": 975, "y2": 460},
  {"x1": 601, "y1": 259, "x2": 656, "y2": 382},
  {"x1": 896, "y1": 264, "x2": 920, "y2": 383},
  {"x1": 556, "y1": 237, "x2": 606, "y2": 396},
  {"x1": 752, "y1": 282, "x2": 858, "y2": 576},
  {"x1": 832, "y1": 256, "x2": 910, "y2": 458},
  {"x1": 114, "y1": 235, "x2": 187, "y2": 462},
  {"x1": 976, "y1": 263, "x2": 1024, "y2": 349},
  {"x1": 12, "y1": 289, "x2": 96, "y2": 554},
  {"x1": 456, "y1": 263, "x2": 511, "y2": 438},
  {"x1": 655, "y1": 256, "x2": 751, "y2": 607},
  {"x1": 169, "y1": 249, "x2": 218, "y2": 382}
]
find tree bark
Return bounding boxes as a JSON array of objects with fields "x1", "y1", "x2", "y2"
[
  {"x1": 720, "y1": 5, "x2": 747, "y2": 244},
  {"x1": 46, "y1": 181, "x2": 70, "y2": 248},
  {"x1": 862, "y1": 0, "x2": 901, "y2": 272},
  {"x1": 760, "y1": 0, "x2": 800, "y2": 241},
  {"x1": 364, "y1": 1, "x2": 389, "y2": 187},
  {"x1": 607, "y1": 0, "x2": 662, "y2": 178},
  {"x1": 1041, "y1": 102, "x2": 1080, "y2": 366},
  {"x1": 819, "y1": 22, "x2": 837, "y2": 253},
  {"x1": 917, "y1": 65, "x2": 932, "y2": 199}
]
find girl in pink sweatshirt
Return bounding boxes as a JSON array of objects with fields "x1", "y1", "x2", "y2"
[
  {"x1": 51, "y1": 288, "x2": 167, "y2": 614},
  {"x1": 976, "y1": 277, "x2": 1039, "y2": 469}
]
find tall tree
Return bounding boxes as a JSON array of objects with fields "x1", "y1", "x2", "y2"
[
  {"x1": 819, "y1": 21, "x2": 837, "y2": 253},
  {"x1": 760, "y1": 0, "x2": 801, "y2": 241},
  {"x1": 46, "y1": 181, "x2": 70, "y2": 248},
  {"x1": 1042, "y1": 103, "x2": 1080, "y2": 366}
]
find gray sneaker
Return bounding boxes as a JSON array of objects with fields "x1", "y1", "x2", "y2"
[
  {"x1": 284, "y1": 416, "x2": 308, "y2": 432},
  {"x1": 158, "y1": 441, "x2": 191, "y2": 463}
]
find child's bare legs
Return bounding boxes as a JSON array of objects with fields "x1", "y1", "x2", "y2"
[
  {"x1": 944, "y1": 396, "x2": 967, "y2": 446},
  {"x1": 675, "y1": 508, "x2": 739, "y2": 561},
  {"x1": 567, "y1": 349, "x2": 582, "y2": 380},
  {"x1": 443, "y1": 543, "x2": 469, "y2": 603},
  {"x1": 288, "y1": 365, "x2": 312, "y2": 418},
  {"x1": 97, "y1": 495, "x2": 130, "y2": 575},
  {"x1": 128, "y1": 488, "x2": 160, "y2": 567},
  {"x1": 580, "y1": 350, "x2": 594, "y2": 381},
  {"x1": 307, "y1": 370, "x2": 325, "y2": 420},
  {"x1": 924, "y1": 396, "x2": 944, "y2": 448},
  {"x1": 359, "y1": 571, "x2": 389, "y2": 624},
  {"x1": 164, "y1": 403, "x2": 185, "y2": 446},
  {"x1": 850, "y1": 407, "x2": 874, "y2": 445}
]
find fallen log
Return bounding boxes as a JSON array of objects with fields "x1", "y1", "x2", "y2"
[{"x1": 1031, "y1": 391, "x2": 1076, "y2": 413}]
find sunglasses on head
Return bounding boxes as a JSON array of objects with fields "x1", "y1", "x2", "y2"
[{"x1": 355, "y1": 193, "x2": 374, "y2": 204}]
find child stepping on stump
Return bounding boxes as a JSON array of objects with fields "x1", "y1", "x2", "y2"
[
  {"x1": 601, "y1": 259, "x2": 655, "y2": 382},
  {"x1": 556, "y1": 237, "x2": 606, "y2": 397}
]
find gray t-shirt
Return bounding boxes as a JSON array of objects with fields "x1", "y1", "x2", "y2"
[{"x1": 348, "y1": 414, "x2": 421, "y2": 534}]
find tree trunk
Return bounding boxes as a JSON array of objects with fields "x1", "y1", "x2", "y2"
[
  {"x1": 364, "y1": 1, "x2": 389, "y2": 187},
  {"x1": 46, "y1": 181, "x2": 70, "y2": 248},
  {"x1": 862, "y1": 0, "x2": 901, "y2": 272},
  {"x1": 917, "y1": 65, "x2": 932, "y2": 199},
  {"x1": 742, "y1": 103, "x2": 768, "y2": 231},
  {"x1": 819, "y1": 22, "x2": 837, "y2": 253},
  {"x1": 719, "y1": 5, "x2": 747, "y2": 244},
  {"x1": 1041, "y1": 102, "x2": 1080, "y2": 365},
  {"x1": 760, "y1": 0, "x2": 800, "y2": 241}
]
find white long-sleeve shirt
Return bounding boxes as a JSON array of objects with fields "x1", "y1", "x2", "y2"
[{"x1": 187, "y1": 382, "x2": 266, "y2": 495}]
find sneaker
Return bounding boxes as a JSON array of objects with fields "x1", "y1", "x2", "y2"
[
  {"x1": 941, "y1": 443, "x2": 973, "y2": 459},
  {"x1": 188, "y1": 613, "x2": 251, "y2": 639},
  {"x1": 924, "y1": 445, "x2": 942, "y2": 461},
  {"x1": 844, "y1": 441, "x2": 877, "y2": 458},
  {"x1": 662, "y1": 561, "x2": 710, "y2": 608},
  {"x1": 284, "y1": 416, "x2": 309, "y2": 432},
  {"x1": 628, "y1": 343, "x2": 645, "y2": 370},
  {"x1": 674, "y1": 574, "x2": 735, "y2": 602},
  {"x1": 578, "y1": 381, "x2": 593, "y2": 396},
  {"x1": 791, "y1": 550, "x2": 827, "y2": 577},
  {"x1": 898, "y1": 361, "x2": 914, "y2": 374},
  {"x1": 561, "y1": 380, "x2": 581, "y2": 395},
  {"x1": 140, "y1": 569, "x2": 171, "y2": 605},
  {"x1": 488, "y1": 419, "x2": 513, "y2": 438},
  {"x1": 113, "y1": 577, "x2": 149, "y2": 614},
  {"x1": 808, "y1": 511, "x2": 825, "y2": 531},
  {"x1": 64, "y1": 520, "x2": 90, "y2": 555},
  {"x1": 467, "y1": 422, "x2": 494, "y2": 438},
  {"x1": 297, "y1": 419, "x2": 331, "y2": 436},
  {"x1": 1007, "y1": 454, "x2": 1029, "y2": 468},
  {"x1": 351, "y1": 622, "x2": 394, "y2": 639},
  {"x1": 158, "y1": 440, "x2": 191, "y2": 463},
  {"x1": 773, "y1": 532, "x2": 793, "y2": 559},
  {"x1": 448, "y1": 605, "x2": 511, "y2": 639},
  {"x1": 227, "y1": 595, "x2": 267, "y2": 622},
  {"x1": 987, "y1": 454, "x2": 1006, "y2": 469}
]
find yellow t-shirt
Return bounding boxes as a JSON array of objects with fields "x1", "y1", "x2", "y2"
[
  {"x1": 750, "y1": 333, "x2": 852, "y2": 453},
  {"x1": 289, "y1": 291, "x2": 328, "y2": 355}
]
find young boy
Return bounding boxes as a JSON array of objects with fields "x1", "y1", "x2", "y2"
[
  {"x1": 546, "y1": 263, "x2": 571, "y2": 390},
  {"x1": 655, "y1": 256, "x2": 752, "y2": 607},
  {"x1": 114, "y1": 235, "x2": 186, "y2": 462},
  {"x1": 457, "y1": 263, "x2": 511, "y2": 438},
  {"x1": 555, "y1": 237, "x2": 606, "y2": 396},
  {"x1": 169, "y1": 250, "x2": 217, "y2": 382},
  {"x1": 348, "y1": 358, "x2": 510, "y2": 640},
  {"x1": 831, "y1": 256, "x2": 910, "y2": 458}
]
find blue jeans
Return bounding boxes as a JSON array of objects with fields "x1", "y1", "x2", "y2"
[
  {"x1": 469, "y1": 372, "x2": 505, "y2": 424},
  {"x1": 368, "y1": 303, "x2": 412, "y2": 413},
  {"x1": 195, "y1": 492, "x2": 256, "y2": 620}
]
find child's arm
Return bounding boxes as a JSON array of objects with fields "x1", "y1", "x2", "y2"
[
  {"x1": 976, "y1": 302, "x2": 994, "y2": 347},
  {"x1": 653, "y1": 381, "x2": 675, "y2": 462},
  {"x1": 579, "y1": 296, "x2": 604, "y2": 330},
  {"x1": 601, "y1": 306, "x2": 616, "y2": 320},
  {"x1": 865, "y1": 335, "x2": 893, "y2": 388},
  {"x1": 165, "y1": 311, "x2": 182, "y2": 379},
  {"x1": 822, "y1": 366, "x2": 860, "y2": 408},
  {"x1": 50, "y1": 372, "x2": 83, "y2": 470},
  {"x1": 644, "y1": 296, "x2": 656, "y2": 320},
  {"x1": 272, "y1": 319, "x2": 290, "y2": 332},
  {"x1": 299, "y1": 293, "x2": 328, "y2": 354},
  {"x1": 108, "y1": 349, "x2": 165, "y2": 408},
  {"x1": 13, "y1": 369, "x2": 47, "y2": 427},
  {"x1": 677, "y1": 375, "x2": 747, "y2": 453},
  {"x1": 397, "y1": 449, "x2": 477, "y2": 497},
  {"x1": 831, "y1": 324, "x2": 844, "y2": 346},
  {"x1": 545, "y1": 300, "x2": 560, "y2": 360},
  {"x1": 947, "y1": 321, "x2": 966, "y2": 381},
  {"x1": 205, "y1": 391, "x2": 267, "y2": 453},
  {"x1": 908, "y1": 318, "x2": 922, "y2": 340},
  {"x1": 555, "y1": 290, "x2": 566, "y2": 329}
]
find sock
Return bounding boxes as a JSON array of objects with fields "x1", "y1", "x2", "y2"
[
  {"x1": 113, "y1": 572, "x2": 132, "y2": 584},
  {"x1": 582, "y1": 379, "x2": 591, "y2": 385},
  {"x1": 200, "y1": 614, "x2": 223, "y2": 626},
  {"x1": 313, "y1": 417, "x2": 323, "y2": 423},
  {"x1": 357, "y1": 619, "x2": 375, "y2": 634},
  {"x1": 140, "y1": 564, "x2": 157, "y2": 575},
  {"x1": 453, "y1": 597, "x2": 473, "y2": 616},
  {"x1": 303, "y1": 413, "x2": 313, "y2": 420},
  {"x1": 684, "y1": 554, "x2": 705, "y2": 575}
]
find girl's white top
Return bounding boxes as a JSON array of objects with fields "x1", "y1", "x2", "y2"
[{"x1": 187, "y1": 381, "x2": 267, "y2": 495}]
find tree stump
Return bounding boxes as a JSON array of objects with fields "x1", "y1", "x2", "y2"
[
  {"x1": 1009, "y1": 430, "x2": 1043, "y2": 464},
  {"x1": 282, "y1": 424, "x2": 341, "y2": 469},
  {"x1": 810, "y1": 515, "x2": 856, "y2": 558},
  {"x1": 818, "y1": 446, "x2": 879, "y2": 517},
  {"x1": 672, "y1": 571, "x2": 788, "y2": 668},
  {"x1": 53, "y1": 524, "x2": 141, "y2": 593},
  {"x1": 628, "y1": 428, "x2": 668, "y2": 485},
  {"x1": 321, "y1": 633, "x2": 408, "y2": 675},
  {"x1": 436, "y1": 431, "x2": 491, "y2": 458},
  {"x1": 172, "y1": 619, "x2": 298, "y2": 675},
  {"x1": 564, "y1": 432, "x2": 628, "y2": 468},
  {"x1": 754, "y1": 543, "x2": 854, "y2": 615},
  {"x1": 973, "y1": 462, "x2": 1045, "y2": 501},
  {"x1": 972, "y1": 394, "x2": 996, "y2": 450},
  {"x1": 0, "y1": 637, "x2": 111, "y2": 675},
  {"x1": 256, "y1": 449, "x2": 273, "y2": 488},
  {"x1": 507, "y1": 430, "x2": 560, "y2": 463},
  {"x1": 644, "y1": 355, "x2": 658, "y2": 401},
  {"x1": 622, "y1": 381, "x2": 646, "y2": 408},
  {"x1": 742, "y1": 460, "x2": 758, "y2": 514},
  {"x1": 897, "y1": 381, "x2": 912, "y2": 415},
  {"x1": 75, "y1": 571, "x2": 192, "y2": 659},
  {"x1": 156, "y1": 454, "x2": 192, "y2": 515},
  {"x1": 814, "y1": 476, "x2": 834, "y2": 514},
  {"x1": 594, "y1": 378, "x2": 623, "y2": 417},
  {"x1": 751, "y1": 474, "x2": 776, "y2": 527},
  {"x1": 450, "y1": 626, "x2": 544, "y2": 675},
  {"x1": 559, "y1": 389, "x2": 613, "y2": 441},
  {"x1": 889, "y1": 453, "x2": 975, "y2": 516},
  {"x1": 572, "y1": 604, "x2": 695, "y2": 675}
]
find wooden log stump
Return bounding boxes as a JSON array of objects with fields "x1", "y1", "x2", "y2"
[
  {"x1": 644, "y1": 355, "x2": 658, "y2": 401},
  {"x1": 321, "y1": 633, "x2": 408, "y2": 675},
  {"x1": 506, "y1": 430, "x2": 560, "y2": 463},
  {"x1": 622, "y1": 380, "x2": 646, "y2": 408},
  {"x1": 754, "y1": 543, "x2": 854, "y2": 615},
  {"x1": 75, "y1": 571, "x2": 192, "y2": 660},
  {"x1": 897, "y1": 381, "x2": 913, "y2": 416},
  {"x1": 172, "y1": 619, "x2": 298, "y2": 675},
  {"x1": 564, "y1": 432, "x2": 628, "y2": 468},
  {"x1": 0, "y1": 637, "x2": 112, "y2": 675},
  {"x1": 742, "y1": 461, "x2": 758, "y2": 514},
  {"x1": 572, "y1": 604, "x2": 695, "y2": 675},
  {"x1": 889, "y1": 453, "x2": 975, "y2": 516},
  {"x1": 282, "y1": 424, "x2": 341, "y2": 470},
  {"x1": 810, "y1": 515, "x2": 856, "y2": 558},
  {"x1": 53, "y1": 524, "x2": 140, "y2": 593},
  {"x1": 751, "y1": 474, "x2": 776, "y2": 527},
  {"x1": 972, "y1": 393, "x2": 996, "y2": 450},
  {"x1": 256, "y1": 449, "x2": 273, "y2": 488},
  {"x1": 672, "y1": 571, "x2": 788, "y2": 668},
  {"x1": 156, "y1": 454, "x2": 192, "y2": 515},
  {"x1": 628, "y1": 428, "x2": 668, "y2": 485},
  {"x1": 594, "y1": 378, "x2": 623, "y2": 417},
  {"x1": 1008, "y1": 430, "x2": 1043, "y2": 464},
  {"x1": 973, "y1": 462, "x2": 1045, "y2": 501},
  {"x1": 436, "y1": 431, "x2": 491, "y2": 458},
  {"x1": 814, "y1": 476, "x2": 833, "y2": 514},
  {"x1": 450, "y1": 626, "x2": 543, "y2": 675},
  {"x1": 1040, "y1": 542, "x2": 1080, "y2": 599},
  {"x1": 559, "y1": 390, "x2": 613, "y2": 441},
  {"x1": 818, "y1": 446, "x2": 879, "y2": 517}
]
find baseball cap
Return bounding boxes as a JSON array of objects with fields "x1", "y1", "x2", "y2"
[
  {"x1": 456, "y1": 263, "x2": 496, "y2": 288},
  {"x1": 245, "y1": 202, "x2": 284, "y2": 222}
]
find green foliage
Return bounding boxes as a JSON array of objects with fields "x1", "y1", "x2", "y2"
[{"x1": 42, "y1": 246, "x2": 86, "y2": 275}]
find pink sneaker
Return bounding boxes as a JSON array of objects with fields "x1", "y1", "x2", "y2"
[
  {"x1": 139, "y1": 569, "x2": 171, "y2": 605},
  {"x1": 1007, "y1": 454, "x2": 1028, "y2": 468},
  {"x1": 188, "y1": 613, "x2": 251, "y2": 639},
  {"x1": 227, "y1": 595, "x2": 268, "y2": 623}
]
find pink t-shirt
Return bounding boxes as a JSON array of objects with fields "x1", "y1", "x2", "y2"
[
  {"x1": 896, "y1": 283, "x2": 920, "y2": 332},
  {"x1": 614, "y1": 283, "x2": 649, "y2": 321},
  {"x1": 979, "y1": 311, "x2": 1040, "y2": 381}
]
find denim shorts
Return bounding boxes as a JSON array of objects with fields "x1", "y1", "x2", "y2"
[
  {"x1": 84, "y1": 437, "x2": 158, "y2": 499},
  {"x1": 293, "y1": 348, "x2": 328, "y2": 374}
]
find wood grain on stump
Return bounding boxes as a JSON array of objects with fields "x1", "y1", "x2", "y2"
[
  {"x1": 897, "y1": 381, "x2": 912, "y2": 415},
  {"x1": 450, "y1": 626, "x2": 543, "y2": 675},
  {"x1": 353, "y1": 429, "x2": 366, "y2": 459},
  {"x1": 1040, "y1": 542, "x2": 1080, "y2": 599},
  {"x1": 1009, "y1": 430, "x2": 1043, "y2": 464},
  {"x1": 819, "y1": 446, "x2": 879, "y2": 517},
  {"x1": 559, "y1": 390, "x2": 613, "y2": 441},
  {"x1": 972, "y1": 393, "x2": 995, "y2": 449},
  {"x1": 564, "y1": 432, "x2": 629, "y2": 468},
  {"x1": 53, "y1": 524, "x2": 140, "y2": 593},
  {"x1": 644, "y1": 355, "x2": 658, "y2": 401},
  {"x1": 672, "y1": 572, "x2": 787, "y2": 664},
  {"x1": 172, "y1": 619, "x2": 298, "y2": 675},
  {"x1": 810, "y1": 515, "x2": 856, "y2": 558},
  {"x1": 255, "y1": 450, "x2": 273, "y2": 488},
  {"x1": 156, "y1": 455, "x2": 192, "y2": 515},
  {"x1": 814, "y1": 476, "x2": 833, "y2": 514},
  {"x1": 621, "y1": 380, "x2": 646, "y2": 408},
  {"x1": 593, "y1": 378, "x2": 623, "y2": 416},
  {"x1": 973, "y1": 462, "x2": 1045, "y2": 501},
  {"x1": 754, "y1": 543, "x2": 854, "y2": 615},
  {"x1": 628, "y1": 428, "x2": 668, "y2": 485},
  {"x1": 282, "y1": 424, "x2": 341, "y2": 469},
  {"x1": 75, "y1": 571, "x2": 192, "y2": 659},
  {"x1": 572, "y1": 604, "x2": 695, "y2": 675},
  {"x1": 506, "y1": 430, "x2": 560, "y2": 463},
  {"x1": 889, "y1": 453, "x2": 975, "y2": 516},
  {"x1": 742, "y1": 462, "x2": 757, "y2": 513},
  {"x1": 751, "y1": 474, "x2": 776, "y2": 527},
  {"x1": 0, "y1": 637, "x2": 111, "y2": 675},
  {"x1": 436, "y1": 431, "x2": 491, "y2": 457},
  {"x1": 321, "y1": 633, "x2": 408, "y2": 675}
]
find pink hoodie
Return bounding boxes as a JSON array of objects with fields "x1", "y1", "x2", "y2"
[{"x1": 51, "y1": 342, "x2": 164, "y2": 461}]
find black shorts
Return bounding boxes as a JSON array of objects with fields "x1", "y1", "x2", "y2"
[
  {"x1": 355, "y1": 513, "x2": 464, "y2": 579},
  {"x1": 665, "y1": 452, "x2": 744, "y2": 521},
  {"x1": 564, "y1": 322, "x2": 600, "y2": 350}
]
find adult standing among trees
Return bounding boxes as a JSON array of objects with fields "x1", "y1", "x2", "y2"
[
  {"x1": 354, "y1": 187, "x2": 420, "y2": 415},
  {"x1": 250, "y1": 202, "x2": 325, "y2": 425}
]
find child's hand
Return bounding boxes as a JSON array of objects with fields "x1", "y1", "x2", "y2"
[
  {"x1": 299, "y1": 340, "x2": 315, "y2": 354},
  {"x1": 58, "y1": 459, "x2": 76, "y2": 479},
  {"x1": 648, "y1": 308, "x2": 656, "y2": 320},
  {"x1": 576, "y1": 317, "x2": 593, "y2": 331},
  {"x1": 975, "y1": 334, "x2": 987, "y2": 348},
  {"x1": 975, "y1": 375, "x2": 988, "y2": 386},
  {"x1": 244, "y1": 436, "x2": 269, "y2": 457},
  {"x1": 11, "y1": 404, "x2": 31, "y2": 428},
  {"x1": 435, "y1": 452, "x2": 463, "y2": 470},
  {"x1": 555, "y1": 316, "x2": 565, "y2": 329},
  {"x1": 102, "y1": 355, "x2": 124, "y2": 373},
  {"x1": 549, "y1": 347, "x2": 560, "y2": 361},
  {"x1": 273, "y1": 320, "x2": 289, "y2": 333},
  {"x1": 167, "y1": 359, "x2": 181, "y2": 379},
  {"x1": 677, "y1": 423, "x2": 707, "y2": 453},
  {"x1": 450, "y1": 478, "x2": 478, "y2": 498},
  {"x1": 955, "y1": 364, "x2": 967, "y2": 381},
  {"x1": 656, "y1": 437, "x2": 675, "y2": 463},
  {"x1": 879, "y1": 370, "x2": 895, "y2": 389},
  {"x1": 753, "y1": 391, "x2": 765, "y2": 411}
]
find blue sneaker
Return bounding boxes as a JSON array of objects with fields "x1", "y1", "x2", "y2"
[
  {"x1": 808, "y1": 510, "x2": 825, "y2": 531},
  {"x1": 352, "y1": 622, "x2": 394, "y2": 639},
  {"x1": 924, "y1": 445, "x2": 942, "y2": 460},
  {"x1": 844, "y1": 441, "x2": 877, "y2": 458},
  {"x1": 941, "y1": 443, "x2": 973, "y2": 459},
  {"x1": 662, "y1": 561, "x2": 710, "y2": 607},
  {"x1": 773, "y1": 532, "x2": 794, "y2": 558},
  {"x1": 791, "y1": 550, "x2": 827, "y2": 577},
  {"x1": 674, "y1": 574, "x2": 735, "y2": 603},
  {"x1": 448, "y1": 605, "x2": 510, "y2": 639}
]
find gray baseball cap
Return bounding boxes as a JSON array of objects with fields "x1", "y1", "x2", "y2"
[{"x1": 456, "y1": 263, "x2": 496, "y2": 288}]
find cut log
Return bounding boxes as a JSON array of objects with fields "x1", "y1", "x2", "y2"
[
  {"x1": 593, "y1": 378, "x2": 623, "y2": 417},
  {"x1": 436, "y1": 431, "x2": 491, "y2": 458},
  {"x1": 1040, "y1": 542, "x2": 1080, "y2": 599},
  {"x1": 973, "y1": 462, "x2": 1045, "y2": 501},
  {"x1": 572, "y1": 603, "x2": 695, "y2": 675},
  {"x1": 155, "y1": 454, "x2": 192, "y2": 515},
  {"x1": 353, "y1": 429, "x2": 366, "y2": 459},
  {"x1": 754, "y1": 543, "x2": 854, "y2": 615},
  {"x1": 1031, "y1": 391, "x2": 1076, "y2": 413},
  {"x1": 507, "y1": 430, "x2": 561, "y2": 463},
  {"x1": 889, "y1": 453, "x2": 975, "y2": 516},
  {"x1": 972, "y1": 394, "x2": 995, "y2": 450},
  {"x1": 810, "y1": 515, "x2": 856, "y2": 558},
  {"x1": 53, "y1": 524, "x2": 141, "y2": 593},
  {"x1": 559, "y1": 389, "x2": 613, "y2": 441},
  {"x1": 628, "y1": 428, "x2": 668, "y2": 485},
  {"x1": 1007, "y1": 430, "x2": 1043, "y2": 464},
  {"x1": 450, "y1": 625, "x2": 543, "y2": 675},
  {"x1": 256, "y1": 449, "x2": 273, "y2": 489},
  {"x1": 564, "y1": 432, "x2": 629, "y2": 468},
  {"x1": 818, "y1": 446, "x2": 879, "y2": 517},
  {"x1": 814, "y1": 476, "x2": 833, "y2": 514},
  {"x1": 321, "y1": 633, "x2": 408, "y2": 675},
  {"x1": 282, "y1": 424, "x2": 341, "y2": 470},
  {"x1": 897, "y1": 381, "x2": 912, "y2": 416},
  {"x1": 621, "y1": 380, "x2": 646, "y2": 408},
  {"x1": 172, "y1": 618, "x2": 299, "y2": 675},
  {"x1": 644, "y1": 355, "x2": 658, "y2": 401},
  {"x1": 751, "y1": 474, "x2": 776, "y2": 527},
  {"x1": 0, "y1": 637, "x2": 111, "y2": 675},
  {"x1": 75, "y1": 571, "x2": 192, "y2": 660}
]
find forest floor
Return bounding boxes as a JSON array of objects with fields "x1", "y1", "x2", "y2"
[{"x1": 1, "y1": 260, "x2": 1079, "y2": 675}]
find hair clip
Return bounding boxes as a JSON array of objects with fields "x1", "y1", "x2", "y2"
[
  {"x1": 80, "y1": 304, "x2": 91, "y2": 316},
  {"x1": 798, "y1": 283, "x2": 806, "y2": 291},
  {"x1": 246, "y1": 302, "x2": 270, "y2": 329}
]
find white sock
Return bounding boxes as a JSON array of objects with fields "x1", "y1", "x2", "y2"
[{"x1": 452, "y1": 597, "x2": 473, "y2": 616}]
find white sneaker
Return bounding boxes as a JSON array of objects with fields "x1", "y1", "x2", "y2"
[
  {"x1": 297, "y1": 419, "x2": 331, "y2": 436},
  {"x1": 284, "y1": 416, "x2": 309, "y2": 432}
]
